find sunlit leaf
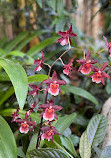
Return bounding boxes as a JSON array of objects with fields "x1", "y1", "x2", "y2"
[
  {"x1": 79, "y1": 131, "x2": 91, "y2": 158},
  {"x1": 87, "y1": 114, "x2": 107, "y2": 146}
]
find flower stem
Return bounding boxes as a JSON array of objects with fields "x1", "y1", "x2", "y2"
[
  {"x1": 36, "y1": 92, "x2": 48, "y2": 148},
  {"x1": 48, "y1": 48, "x2": 71, "y2": 78}
]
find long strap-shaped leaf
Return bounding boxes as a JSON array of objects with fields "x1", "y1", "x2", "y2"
[
  {"x1": 0, "y1": 58, "x2": 28, "y2": 109},
  {"x1": 0, "y1": 115, "x2": 17, "y2": 158}
]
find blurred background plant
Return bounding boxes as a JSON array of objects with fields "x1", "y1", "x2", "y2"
[{"x1": 0, "y1": 0, "x2": 111, "y2": 157}]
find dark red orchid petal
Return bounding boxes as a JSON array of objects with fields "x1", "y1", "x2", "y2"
[
  {"x1": 52, "y1": 105, "x2": 63, "y2": 111},
  {"x1": 101, "y1": 77, "x2": 105, "y2": 85},
  {"x1": 89, "y1": 74, "x2": 93, "y2": 78},
  {"x1": 103, "y1": 36, "x2": 109, "y2": 47},
  {"x1": 69, "y1": 32, "x2": 77, "y2": 37},
  {"x1": 78, "y1": 65, "x2": 83, "y2": 72},
  {"x1": 86, "y1": 51, "x2": 90, "y2": 61},
  {"x1": 57, "y1": 31, "x2": 67, "y2": 37},
  {"x1": 90, "y1": 59, "x2": 97, "y2": 64},
  {"x1": 43, "y1": 79, "x2": 52, "y2": 84},
  {"x1": 16, "y1": 119, "x2": 24, "y2": 123},
  {"x1": 56, "y1": 80, "x2": 66, "y2": 85},
  {"x1": 29, "y1": 84, "x2": 38, "y2": 89},
  {"x1": 34, "y1": 59, "x2": 41, "y2": 65},
  {"x1": 100, "y1": 62, "x2": 107, "y2": 72},
  {"x1": 52, "y1": 71, "x2": 57, "y2": 81},
  {"x1": 68, "y1": 24, "x2": 72, "y2": 33},
  {"x1": 92, "y1": 66, "x2": 99, "y2": 72},
  {"x1": 54, "y1": 113, "x2": 58, "y2": 120},
  {"x1": 28, "y1": 90, "x2": 37, "y2": 96},
  {"x1": 109, "y1": 47, "x2": 111, "y2": 54},
  {"x1": 42, "y1": 126, "x2": 50, "y2": 131},
  {"x1": 102, "y1": 72, "x2": 110, "y2": 78},
  {"x1": 56, "y1": 37, "x2": 66, "y2": 43},
  {"x1": 68, "y1": 58, "x2": 74, "y2": 65},
  {"x1": 76, "y1": 59, "x2": 86, "y2": 64},
  {"x1": 39, "y1": 104, "x2": 49, "y2": 109}
]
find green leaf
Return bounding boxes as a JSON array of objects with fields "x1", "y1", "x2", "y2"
[
  {"x1": 28, "y1": 74, "x2": 50, "y2": 83},
  {"x1": 0, "y1": 115, "x2": 17, "y2": 158},
  {"x1": 36, "y1": 0, "x2": 42, "y2": 8},
  {"x1": 0, "y1": 109, "x2": 40, "y2": 122},
  {"x1": 57, "y1": 0, "x2": 64, "y2": 15},
  {"x1": 6, "y1": 51, "x2": 34, "y2": 63},
  {"x1": 16, "y1": 30, "x2": 48, "y2": 51},
  {"x1": 28, "y1": 148, "x2": 70, "y2": 158},
  {"x1": 44, "y1": 135, "x2": 62, "y2": 149},
  {"x1": 87, "y1": 114, "x2": 107, "y2": 146},
  {"x1": 100, "y1": 146, "x2": 111, "y2": 158},
  {"x1": 61, "y1": 85, "x2": 99, "y2": 107},
  {"x1": 47, "y1": 0, "x2": 56, "y2": 11},
  {"x1": 27, "y1": 133, "x2": 38, "y2": 153},
  {"x1": 79, "y1": 131, "x2": 91, "y2": 158},
  {"x1": 0, "y1": 58, "x2": 28, "y2": 109},
  {"x1": 17, "y1": 148, "x2": 25, "y2": 158},
  {"x1": 0, "y1": 86, "x2": 14, "y2": 106},
  {"x1": 0, "y1": 72, "x2": 10, "y2": 81},
  {"x1": 4, "y1": 32, "x2": 28, "y2": 52},
  {"x1": 61, "y1": 136, "x2": 77, "y2": 157},
  {"x1": 27, "y1": 36, "x2": 59, "y2": 57},
  {"x1": 55, "y1": 113, "x2": 77, "y2": 134}
]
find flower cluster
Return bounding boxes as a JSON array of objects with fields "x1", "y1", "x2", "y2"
[
  {"x1": 11, "y1": 25, "x2": 111, "y2": 145},
  {"x1": 11, "y1": 104, "x2": 36, "y2": 133},
  {"x1": 76, "y1": 51, "x2": 110, "y2": 85}
]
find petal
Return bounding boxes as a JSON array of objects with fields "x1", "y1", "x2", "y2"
[
  {"x1": 100, "y1": 62, "x2": 107, "y2": 71},
  {"x1": 29, "y1": 84, "x2": 37, "y2": 89},
  {"x1": 52, "y1": 71, "x2": 57, "y2": 81},
  {"x1": 92, "y1": 66, "x2": 99, "y2": 72},
  {"x1": 56, "y1": 80, "x2": 66, "y2": 85},
  {"x1": 102, "y1": 72, "x2": 110, "y2": 78},
  {"x1": 43, "y1": 79, "x2": 52, "y2": 84},
  {"x1": 90, "y1": 59, "x2": 97, "y2": 64},
  {"x1": 48, "y1": 87, "x2": 59, "y2": 96},
  {"x1": 69, "y1": 32, "x2": 77, "y2": 37},
  {"x1": 86, "y1": 51, "x2": 90, "y2": 61},
  {"x1": 68, "y1": 25, "x2": 72, "y2": 33},
  {"x1": 57, "y1": 31, "x2": 67, "y2": 37},
  {"x1": 43, "y1": 108, "x2": 54, "y2": 121},
  {"x1": 76, "y1": 59, "x2": 86, "y2": 64},
  {"x1": 56, "y1": 37, "x2": 65, "y2": 43},
  {"x1": 53, "y1": 105, "x2": 63, "y2": 111}
]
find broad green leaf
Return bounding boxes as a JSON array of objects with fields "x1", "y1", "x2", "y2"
[
  {"x1": 4, "y1": 32, "x2": 28, "y2": 52},
  {"x1": 6, "y1": 51, "x2": 34, "y2": 63},
  {"x1": 87, "y1": 114, "x2": 107, "y2": 146},
  {"x1": 17, "y1": 148, "x2": 25, "y2": 158},
  {"x1": 0, "y1": 86, "x2": 14, "y2": 106},
  {"x1": 28, "y1": 74, "x2": 49, "y2": 83},
  {"x1": 0, "y1": 58, "x2": 28, "y2": 109},
  {"x1": 16, "y1": 30, "x2": 48, "y2": 51},
  {"x1": 0, "y1": 48, "x2": 7, "y2": 57},
  {"x1": 0, "y1": 115, "x2": 17, "y2": 158},
  {"x1": 61, "y1": 85, "x2": 99, "y2": 107},
  {"x1": 100, "y1": 146, "x2": 111, "y2": 158},
  {"x1": 27, "y1": 133, "x2": 38, "y2": 153},
  {"x1": 61, "y1": 136, "x2": 77, "y2": 157},
  {"x1": 28, "y1": 148, "x2": 70, "y2": 158},
  {"x1": 27, "y1": 36, "x2": 59, "y2": 57},
  {"x1": 55, "y1": 113, "x2": 77, "y2": 134},
  {"x1": 0, "y1": 109, "x2": 40, "y2": 122},
  {"x1": 79, "y1": 131, "x2": 91, "y2": 158}
]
